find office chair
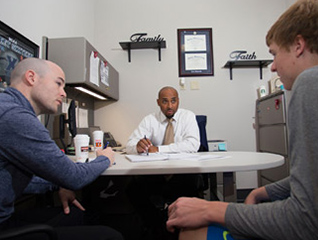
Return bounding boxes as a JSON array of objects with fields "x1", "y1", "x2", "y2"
[
  {"x1": 195, "y1": 115, "x2": 212, "y2": 193},
  {"x1": 0, "y1": 224, "x2": 57, "y2": 240},
  {"x1": 196, "y1": 115, "x2": 209, "y2": 152}
]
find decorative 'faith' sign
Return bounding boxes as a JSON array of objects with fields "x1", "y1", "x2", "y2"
[{"x1": 230, "y1": 50, "x2": 256, "y2": 60}]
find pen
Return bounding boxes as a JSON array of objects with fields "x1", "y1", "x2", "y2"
[{"x1": 144, "y1": 135, "x2": 149, "y2": 155}]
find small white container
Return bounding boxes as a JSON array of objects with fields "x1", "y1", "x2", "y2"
[
  {"x1": 74, "y1": 134, "x2": 90, "y2": 162},
  {"x1": 93, "y1": 130, "x2": 104, "y2": 150}
]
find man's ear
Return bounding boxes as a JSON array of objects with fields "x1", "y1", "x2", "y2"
[
  {"x1": 157, "y1": 99, "x2": 160, "y2": 106},
  {"x1": 294, "y1": 34, "x2": 306, "y2": 58},
  {"x1": 24, "y1": 70, "x2": 36, "y2": 86}
]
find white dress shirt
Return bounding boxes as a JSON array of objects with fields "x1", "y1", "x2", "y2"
[{"x1": 126, "y1": 108, "x2": 200, "y2": 154}]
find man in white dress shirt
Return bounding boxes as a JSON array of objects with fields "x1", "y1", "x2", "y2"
[
  {"x1": 126, "y1": 86, "x2": 200, "y2": 154},
  {"x1": 126, "y1": 86, "x2": 201, "y2": 239}
]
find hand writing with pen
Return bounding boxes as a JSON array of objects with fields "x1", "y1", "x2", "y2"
[
  {"x1": 136, "y1": 135, "x2": 158, "y2": 154},
  {"x1": 96, "y1": 141, "x2": 116, "y2": 166}
]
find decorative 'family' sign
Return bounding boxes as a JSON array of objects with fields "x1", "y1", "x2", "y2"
[
  {"x1": 130, "y1": 33, "x2": 165, "y2": 42},
  {"x1": 230, "y1": 50, "x2": 256, "y2": 60},
  {"x1": 119, "y1": 33, "x2": 166, "y2": 62}
]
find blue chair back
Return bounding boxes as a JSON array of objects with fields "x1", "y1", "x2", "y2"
[{"x1": 196, "y1": 115, "x2": 209, "y2": 152}]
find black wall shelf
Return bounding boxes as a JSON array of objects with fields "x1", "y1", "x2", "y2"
[
  {"x1": 223, "y1": 59, "x2": 273, "y2": 80},
  {"x1": 119, "y1": 41, "x2": 166, "y2": 62}
]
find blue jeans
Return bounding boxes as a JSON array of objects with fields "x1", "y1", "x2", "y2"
[{"x1": 207, "y1": 224, "x2": 244, "y2": 240}]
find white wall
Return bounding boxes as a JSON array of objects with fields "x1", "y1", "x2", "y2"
[
  {"x1": 92, "y1": 0, "x2": 291, "y2": 188},
  {"x1": 1, "y1": 0, "x2": 294, "y2": 189},
  {"x1": 0, "y1": 0, "x2": 96, "y2": 54}
]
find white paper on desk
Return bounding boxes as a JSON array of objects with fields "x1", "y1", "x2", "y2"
[
  {"x1": 126, "y1": 153, "x2": 168, "y2": 162},
  {"x1": 163, "y1": 153, "x2": 198, "y2": 160},
  {"x1": 165, "y1": 153, "x2": 230, "y2": 161},
  {"x1": 197, "y1": 155, "x2": 231, "y2": 160}
]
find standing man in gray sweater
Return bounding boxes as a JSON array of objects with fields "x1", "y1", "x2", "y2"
[
  {"x1": 0, "y1": 58, "x2": 123, "y2": 239},
  {"x1": 166, "y1": 0, "x2": 318, "y2": 239}
]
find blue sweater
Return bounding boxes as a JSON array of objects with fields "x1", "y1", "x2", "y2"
[{"x1": 0, "y1": 87, "x2": 110, "y2": 224}]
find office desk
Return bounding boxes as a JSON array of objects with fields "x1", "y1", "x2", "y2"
[{"x1": 99, "y1": 151, "x2": 284, "y2": 202}]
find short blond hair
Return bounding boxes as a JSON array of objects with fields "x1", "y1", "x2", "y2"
[{"x1": 266, "y1": 0, "x2": 318, "y2": 53}]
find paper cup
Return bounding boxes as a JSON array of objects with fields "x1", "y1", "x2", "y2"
[
  {"x1": 93, "y1": 130, "x2": 104, "y2": 150},
  {"x1": 259, "y1": 85, "x2": 267, "y2": 97},
  {"x1": 258, "y1": 85, "x2": 267, "y2": 98},
  {"x1": 74, "y1": 134, "x2": 90, "y2": 162}
]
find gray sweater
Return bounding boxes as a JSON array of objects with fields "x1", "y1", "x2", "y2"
[
  {"x1": 225, "y1": 66, "x2": 318, "y2": 239},
  {"x1": 0, "y1": 87, "x2": 110, "y2": 224}
]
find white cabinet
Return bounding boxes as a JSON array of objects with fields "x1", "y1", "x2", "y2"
[{"x1": 47, "y1": 37, "x2": 119, "y2": 100}]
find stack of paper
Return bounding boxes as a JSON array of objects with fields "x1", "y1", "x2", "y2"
[
  {"x1": 125, "y1": 153, "x2": 230, "y2": 162},
  {"x1": 125, "y1": 153, "x2": 168, "y2": 162}
]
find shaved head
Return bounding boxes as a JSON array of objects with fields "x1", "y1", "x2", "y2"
[
  {"x1": 10, "y1": 58, "x2": 50, "y2": 86},
  {"x1": 158, "y1": 86, "x2": 178, "y2": 99},
  {"x1": 9, "y1": 57, "x2": 66, "y2": 115}
]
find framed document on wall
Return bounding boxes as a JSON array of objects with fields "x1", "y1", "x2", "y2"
[{"x1": 177, "y1": 28, "x2": 214, "y2": 77}]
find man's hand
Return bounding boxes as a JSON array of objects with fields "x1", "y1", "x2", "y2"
[
  {"x1": 245, "y1": 186, "x2": 269, "y2": 204},
  {"x1": 166, "y1": 197, "x2": 228, "y2": 233},
  {"x1": 96, "y1": 147, "x2": 115, "y2": 165},
  {"x1": 148, "y1": 145, "x2": 159, "y2": 153},
  {"x1": 137, "y1": 137, "x2": 155, "y2": 153},
  {"x1": 58, "y1": 188, "x2": 85, "y2": 214}
]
